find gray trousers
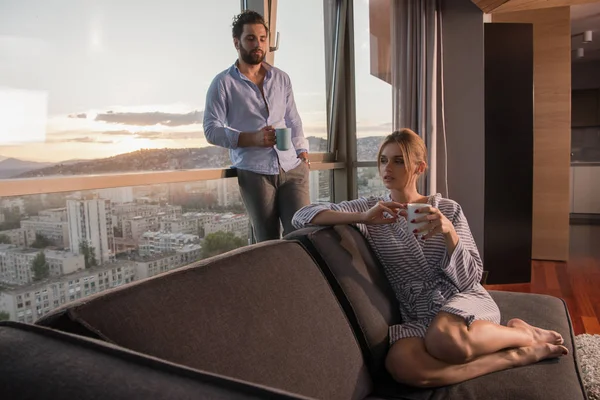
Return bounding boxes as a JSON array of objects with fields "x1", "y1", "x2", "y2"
[{"x1": 237, "y1": 163, "x2": 310, "y2": 242}]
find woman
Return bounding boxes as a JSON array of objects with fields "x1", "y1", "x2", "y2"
[{"x1": 292, "y1": 129, "x2": 568, "y2": 388}]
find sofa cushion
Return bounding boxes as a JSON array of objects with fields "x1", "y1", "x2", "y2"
[
  {"x1": 373, "y1": 292, "x2": 587, "y2": 400},
  {"x1": 36, "y1": 241, "x2": 372, "y2": 400},
  {"x1": 286, "y1": 226, "x2": 587, "y2": 400},
  {"x1": 0, "y1": 321, "x2": 310, "y2": 400},
  {"x1": 285, "y1": 225, "x2": 402, "y2": 374}
]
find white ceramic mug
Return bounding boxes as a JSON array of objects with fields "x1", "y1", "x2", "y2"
[{"x1": 406, "y1": 203, "x2": 432, "y2": 236}]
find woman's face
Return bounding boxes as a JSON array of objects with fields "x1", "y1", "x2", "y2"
[{"x1": 379, "y1": 143, "x2": 419, "y2": 190}]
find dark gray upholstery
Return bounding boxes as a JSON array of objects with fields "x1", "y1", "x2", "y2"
[
  {"x1": 13, "y1": 224, "x2": 585, "y2": 400},
  {"x1": 285, "y1": 225, "x2": 402, "y2": 374},
  {"x1": 0, "y1": 321, "x2": 310, "y2": 400},
  {"x1": 37, "y1": 241, "x2": 372, "y2": 400},
  {"x1": 285, "y1": 225, "x2": 588, "y2": 400}
]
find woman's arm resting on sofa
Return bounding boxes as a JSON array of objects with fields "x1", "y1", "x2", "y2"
[{"x1": 292, "y1": 199, "x2": 404, "y2": 228}]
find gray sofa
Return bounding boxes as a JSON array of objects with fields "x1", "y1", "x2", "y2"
[{"x1": 0, "y1": 225, "x2": 588, "y2": 399}]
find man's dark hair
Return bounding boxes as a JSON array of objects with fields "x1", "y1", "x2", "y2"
[{"x1": 232, "y1": 10, "x2": 269, "y2": 40}]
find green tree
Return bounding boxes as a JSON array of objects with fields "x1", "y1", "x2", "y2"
[
  {"x1": 0, "y1": 311, "x2": 9, "y2": 321},
  {"x1": 0, "y1": 234, "x2": 10, "y2": 244},
  {"x1": 31, "y1": 251, "x2": 49, "y2": 281},
  {"x1": 79, "y1": 240, "x2": 97, "y2": 268},
  {"x1": 202, "y1": 231, "x2": 246, "y2": 258},
  {"x1": 31, "y1": 233, "x2": 52, "y2": 248}
]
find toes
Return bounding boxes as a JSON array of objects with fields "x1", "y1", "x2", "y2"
[
  {"x1": 551, "y1": 331, "x2": 564, "y2": 345},
  {"x1": 549, "y1": 344, "x2": 568, "y2": 356},
  {"x1": 553, "y1": 344, "x2": 569, "y2": 356}
]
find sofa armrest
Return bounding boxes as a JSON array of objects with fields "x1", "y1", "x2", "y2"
[{"x1": 0, "y1": 321, "x2": 311, "y2": 400}]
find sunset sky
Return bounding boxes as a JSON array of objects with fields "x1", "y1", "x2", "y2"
[{"x1": 0, "y1": 0, "x2": 392, "y2": 162}]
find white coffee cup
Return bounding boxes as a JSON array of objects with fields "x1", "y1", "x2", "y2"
[{"x1": 406, "y1": 203, "x2": 432, "y2": 236}]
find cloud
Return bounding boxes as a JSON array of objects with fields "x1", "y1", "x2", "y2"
[
  {"x1": 135, "y1": 131, "x2": 202, "y2": 140},
  {"x1": 99, "y1": 130, "x2": 202, "y2": 140},
  {"x1": 46, "y1": 136, "x2": 114, "y2": 144},
  {"x1": 101, "y1": 130, "x2": 133, "y2": 136},
  {"x1": 68, "y1": 113, "x2": 87, "y2": 119},
  {"x1": 95, "y1": 110, "x2": 204, "y2": 127},
  {"x1": 134, "y1": 131, "x2": 163, "y2": 139},
  {"x1": 65, "y1": 136, "x2": 114, "y2": 144}
]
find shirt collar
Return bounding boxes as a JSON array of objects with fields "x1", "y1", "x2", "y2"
[{"x1": 231, "y1": 60, "x2": 273, "y2": 80}]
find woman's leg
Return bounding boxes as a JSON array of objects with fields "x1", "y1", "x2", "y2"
[
  {"x1": 385, "y1": 337, "x2": 568, "y2": 388},
  {"x1": 424, "y1": 312, "x2": 564, "y2": 364}
]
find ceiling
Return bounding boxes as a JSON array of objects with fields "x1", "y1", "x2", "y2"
[
  {"x1": 473, "y1": 0, "x2": 600, "y2": 14},
  {"x1": 571, "y1": 3, "x2": 600, "y2": 62},
  {"x1": 471, "y1": 1, "x2": 600, "y2": 62}
]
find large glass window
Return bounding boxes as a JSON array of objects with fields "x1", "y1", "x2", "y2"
[
  {"x1": 275, "y1": 0, "x2": 329, "y2": 153},
  {"x1": 0, "y1": 178, "x2": 246, "y2": 323},
  {"x1": 353, "y1": 0, "x2": 392, "y2": 161},
  {"x1": 0, "y1": 170, "x2": 332, "y2": 323},
  {"x1": 309, "y1": 170, "x2": 332, "y2": 203},
  {"x1": 356, "y1": 166, "x2": 387, "y2": 198},
  {"x1": 0, "y1": 0, "x2": 240, "y2": 178}
]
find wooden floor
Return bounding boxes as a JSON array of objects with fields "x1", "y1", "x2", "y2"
[{"x1": 485, "y1": 224, "x2": 600, "y2": 336}]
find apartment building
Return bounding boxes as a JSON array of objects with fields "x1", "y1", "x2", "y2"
[
  {"x1": 0, "y1": 247, "x2": 84, "y2": 285},
  {"x1": 138, "y1": 232, "x2": 200, "y2": 256},
  {"x1": 0, "y1": 260, "x2": 136, "y2": 323},
  {"x1": 204, "y1": 213, "x2": 249, "y2": 240}
]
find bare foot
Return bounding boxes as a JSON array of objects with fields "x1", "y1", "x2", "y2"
[
  {"x1": 507, "y1": 318, "x2": 564, "y2": 345},
  {"x1": 512, "y1": 343, "x2": 569, "y2": 367}
]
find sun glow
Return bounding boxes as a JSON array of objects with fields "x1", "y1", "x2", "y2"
[{"x1": 115, "y1": 136, "x2": 161, "y2": 154}]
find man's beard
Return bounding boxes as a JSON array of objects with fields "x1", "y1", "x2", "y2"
[{"x1": 240, "y1": 47, "x2": 265, "y2": 65}]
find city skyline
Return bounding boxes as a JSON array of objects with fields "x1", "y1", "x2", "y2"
[{"x1": 0, "y1": 0, "x2": 392, "y2": 162}]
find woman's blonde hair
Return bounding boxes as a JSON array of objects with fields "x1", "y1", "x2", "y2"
[{"x1": 377, "y1": 129, "x2": 428, "y2": 176}]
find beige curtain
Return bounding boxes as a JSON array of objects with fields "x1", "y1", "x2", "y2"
[{"x1": 391, "y1": 0, "x2": 442, "y2": 196}]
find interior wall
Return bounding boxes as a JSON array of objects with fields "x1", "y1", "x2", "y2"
[
  {"x1": 493, "y1": 7, "x2": 571, "y2": 261},
  {"x1": 438, "y1": 0, "x2": 486, "y2": 256},
  {"x1": 572, "y1": 59, "x2": 600, "y2": 90}
]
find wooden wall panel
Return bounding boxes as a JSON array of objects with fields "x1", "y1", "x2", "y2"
[
  {"x1": 492, "y1": 7, "x2": 571, "y2": 261},
  {"x1": 471, "y1": 0, "x2": 599, "y2": 13},
  {"x1": 471, "y1": 0, "x2": 510, "y2": 13},
  {"x1": 369, "y1": 0, "x2": 392, "y2": 83},
  {"x1": 492, "y1": 0, "x2": 600, "y2": 13}
]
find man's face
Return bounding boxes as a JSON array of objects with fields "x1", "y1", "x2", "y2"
[{"x1": 235, "y1": 23, "x2": 268, "y2": 65}]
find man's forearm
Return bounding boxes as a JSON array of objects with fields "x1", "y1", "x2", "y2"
[
  {"x1": 237, "y1": 131, "x2": 256, "y2": 148},
  {"x1": 204, "y1": 125, "x2": 239, "y2": 149}
]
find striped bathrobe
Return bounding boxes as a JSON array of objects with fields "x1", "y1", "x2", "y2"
[{"x1": 292, "y1": 193, "x2": 501, "y2": 344}]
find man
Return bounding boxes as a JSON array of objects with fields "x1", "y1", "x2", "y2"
[{"x1": 203, "y1": 10, "x2": 310, "y2": 242}]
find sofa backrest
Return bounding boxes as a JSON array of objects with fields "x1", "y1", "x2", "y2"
[
  {"x1": 36, "y1": 241, "x2": 372, "y2": 400},
  {"x1": 285, "y1": 226, "x2": 402, "y2": 375},
  {"x1": 0, "y1": 321, "x2": 311, "y2": 400}
]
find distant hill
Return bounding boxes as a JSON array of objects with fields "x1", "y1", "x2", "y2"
[
  {"x1": 0, "y1": 158, "x2": 54, "y2": 179},
  {"x1": 308, "y1": 136, "x2": 327, "y2": 152},
  {"x1": 357, "y1": 136, "x2": 386, "y2": 161},
  {"x1": 60, "y1": 158, "x2": 89, "y2": 165},
  {"x1": 11, "y1": 136, "x2": 385, "y2": 179},
  {"x1": 14, "y1": 147, "x2": 232, "y2": 178}
]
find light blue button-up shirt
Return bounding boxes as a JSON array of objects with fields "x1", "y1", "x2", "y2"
[{"x1": 203, "y1": 62, "x2": 309, "y2": 175}]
